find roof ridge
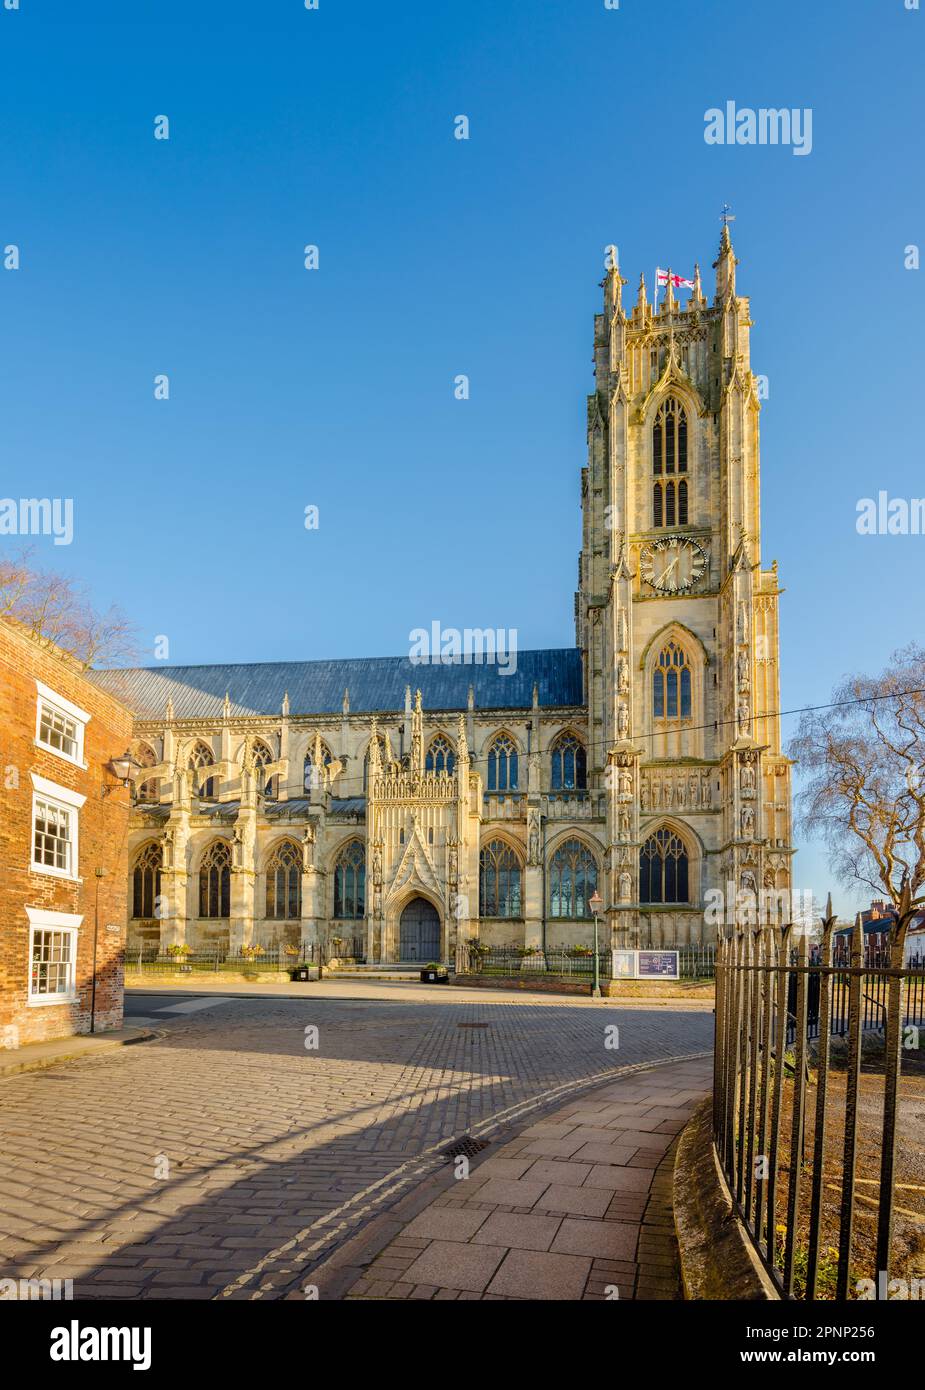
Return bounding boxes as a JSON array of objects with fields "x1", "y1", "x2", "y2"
[{"x1": 92, "y1": 646, "x2": 578, "y2": 677}]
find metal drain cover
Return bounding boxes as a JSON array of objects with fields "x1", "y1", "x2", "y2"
[
  {"x1": 441, "y1": 1135, "x2": 490, "y2": 1161},
  {"x1": 457, "y1": 1022, "x2": 489, "y2": 1029}
]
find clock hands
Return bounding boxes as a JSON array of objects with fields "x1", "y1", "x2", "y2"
[{"x1": 660, "y1": 554, "x2": 680, "y2": 583}]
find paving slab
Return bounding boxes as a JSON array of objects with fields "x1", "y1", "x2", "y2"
[{"x1": 343, "y1": 1052, "x2": 711, "y2": 1300}]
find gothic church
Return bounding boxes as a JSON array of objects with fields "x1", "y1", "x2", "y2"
[{"x1": 93, "y1": 226, "x2": 792, "y2": 964}]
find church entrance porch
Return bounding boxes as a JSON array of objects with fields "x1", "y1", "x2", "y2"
[{"x1": 399, "y1": 897, "x2": 441, "y2": 962}]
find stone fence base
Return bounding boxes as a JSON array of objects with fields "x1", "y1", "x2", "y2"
[{"x1": 452, "y1": 975, "x2": 714, "y2": 999}]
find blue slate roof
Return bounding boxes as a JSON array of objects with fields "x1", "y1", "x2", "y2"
[{"x1": 89, "y1": 649, "x2": 584, "y2": 720}]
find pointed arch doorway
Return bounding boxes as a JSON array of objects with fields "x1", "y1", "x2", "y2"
[{"x1": 399, "y1": 897, "x2": 441, "y2": 962}]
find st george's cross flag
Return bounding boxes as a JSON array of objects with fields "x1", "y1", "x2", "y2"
[{"x1": 656, "y1": 267, "x2": 696, "y2": 290}]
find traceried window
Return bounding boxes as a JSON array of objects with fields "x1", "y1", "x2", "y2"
[
  {"x1": 487, "y1": 734, "x2": 518, "y2": 792},
  {"x1": 639, "y1": 829, "x2": 689, "y2": 904},
  {"x1": 550, "y1": 733, "x2": 587, "y2": 791},
  {"x1": 251, "y1": 739, "x2": 277, "y2": 800},
  {"x1": 652, "y1": 398, "x2": 688, "y2": 529},
  {"x1": 189, "y1": 742, "x2": 216, "y2": 801},
  {"x1": 304, "y1": 742, "x2": 333, "y2": 793},
  {"x1": 479, "y1": 840, "x2": 523, "y2": 918},
  {"x1": 548, "y1": 839, "x2": 598, "y2": 919},
  {"x1": 265, "y1": 839, "x2": 302, "y2": 920},
  {"x1": 135, "y1": 743, "x2": 159, "y2": 803},
  {"x1": 425, "y1": 735, "x2": 455, "y2": 777},
  {"x1": 334, "y1": 840, "x2": 365, "y2": 919},
  {"x1": 652, "y1": 642, "x2": 692, "y2": 722},
  {"x1": 132, "y1": 841, "x2": 163, "y2": 919},
  {"x1": 199, "y1": 840, "x2": 231, "y2": 918}
]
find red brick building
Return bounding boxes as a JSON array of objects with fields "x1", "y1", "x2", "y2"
[{"x1": 0, "y1": 618, "x2": 134, "y2": 1046}]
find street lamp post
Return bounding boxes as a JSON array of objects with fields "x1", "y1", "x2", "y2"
[
  {"x1": 91, "y1": 867, "x2": 106, "y2": 1034},
  {"x1": 589, "y1": 891, "x2": 603, "y2": 999}
]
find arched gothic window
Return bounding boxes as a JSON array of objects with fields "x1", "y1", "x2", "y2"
[
  {"x1": 550, "y1": 732, "x2": 587, "y2": 791},
  {"x1": 479, "y1": 840, "x2": 523, "y2": 917},
  {"x1": 199, "y1": 840, "x2": 231, "y2": 918},
  {"x1": 303, "y1": 741, "x2": 333, "y2": 793},
  {"x1": 265, "y1": 839, "x2": 302, "y2": 919},
  {"x1": 189, "y1": 741, "x2": 216, "y2": 801},
  {"x1": 132, "y1": 841, "x2": 163, "y2": 919},
  {"x1": 487, "y1": 734, "x2": 518, "y2": 792},
  {"x1": 548, "y1": 839, "x2": 598, "y2": 919},
  {"x1": 334, "y1": 840, "x2": 365, "y2": 919},
  {"x1": 639, "y1": 829, "x2": 690, "y2": 904},
  {"x1": 653, "y1": 642, "x2": 692, "y2": 722},
  {"x1": 251, "y1": 739, "x2": 277, "y2": 800},
  {"x1": 652, "y1": 398, "x2": 688, "y2": 528},
  {"x1": 425, "y1": 735, "x2": 455, "y2": 777},
  {"x1": 135, "y1": 743, "x2": 159, "y2": 804}
]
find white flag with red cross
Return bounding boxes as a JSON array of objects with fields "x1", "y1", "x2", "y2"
[{"x1": 656, "y1": 267, "x2": 695, "y2": 290}]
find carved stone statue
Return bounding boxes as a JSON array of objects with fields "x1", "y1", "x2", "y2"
[
  {"x1": 737, "y1": 700, "x2": 750, "y2": 737},
  {"x1": 737, "y1": 601, "x2": 749, "y2": 646},
  {"x1": 617, "y1": 702, "x2": 629, "y2": 738},
  {"x1": 688, "y1": 772, "x2": 699, "y2": 807},
  {"x1": 740, "y1": 758, "x2": 756, "y2": 794},
  {"x1": 619, "y1": 871, "x2": 632, "y2": 902},
  {"x1": 528, "y1": 810, "x2": 541, "y2": 866},
  {"x1": 742, "y1": 807, "x2": 755, "y2": 838},
  {"x1": 737, "y1": 649, "x2": 750, "y2": 692},
  {"x1": 617, "y1": 657, "x2": 629, "y2": 694}
]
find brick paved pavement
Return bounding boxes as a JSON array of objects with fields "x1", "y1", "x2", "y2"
[
  {"x1": 342, "y1": 1055, "x2": 711, "y2": 1300},
  {"x1": 0, "y1": 983, "x2": 712, "y2": 1299}
]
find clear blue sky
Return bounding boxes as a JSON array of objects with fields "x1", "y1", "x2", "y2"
[{"x1": 1, "y1": 0, "x2": 921, "y2": 914}]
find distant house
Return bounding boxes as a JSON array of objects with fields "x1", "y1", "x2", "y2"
[{"x1": 833, "y1": 900, "x2": 925, "y2": 966}]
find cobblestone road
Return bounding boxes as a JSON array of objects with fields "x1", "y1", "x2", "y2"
[{"x1": 0, "y1": 984, "x2": 712, "y2": 1299}]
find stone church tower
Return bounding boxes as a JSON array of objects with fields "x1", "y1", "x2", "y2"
[{"x1": 576, "y1": 226, "x2": 793, "y2": 945}]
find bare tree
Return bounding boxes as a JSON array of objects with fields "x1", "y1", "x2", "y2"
[
  {"x1": 0, "y1": 549, "x2": 138, "y2": 668},
  {"x1": 789, "y1": 644, "x2": 925, "y2": 914}
]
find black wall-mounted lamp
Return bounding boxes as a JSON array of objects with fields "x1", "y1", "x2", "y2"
[{"x1": 101, "y1": 751, "x2": 142, "y2": 798}]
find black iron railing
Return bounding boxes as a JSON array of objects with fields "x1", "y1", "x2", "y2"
[
  {"x1": 458, "y1": 941, "x2": 715, "y2": 981},
  {"x1": 714, "y1": 916, "x2": 925, "y2": 1300},
  {"x1": 131, "y1": 945, "x2": 320, "y2": 974}
]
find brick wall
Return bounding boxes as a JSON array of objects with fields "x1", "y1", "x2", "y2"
[{"x1": 0, "y1": 618, "x2": 133, "y2": 1046}]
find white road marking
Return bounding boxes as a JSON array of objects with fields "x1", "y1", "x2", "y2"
[{"x1": 157, "y1": 997, "x2": 235, "y2": 1014}]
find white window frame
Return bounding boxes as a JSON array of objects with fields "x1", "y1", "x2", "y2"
[
  {"x1": 30, "y1": 773, "x2": 85, "y2": 881},
  {"x1": 34, "y1": 680, "x2": 90, "y2": 769},
  {"x1": 26, "y1": 907, "x2": 81, "y2": 1006}
]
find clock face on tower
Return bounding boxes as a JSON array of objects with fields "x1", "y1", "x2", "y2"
[{"x1": 640, "y1": 535, "x2": 708, "y2": 595}]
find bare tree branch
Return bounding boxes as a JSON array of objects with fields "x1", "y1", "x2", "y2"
[
  {"x1": 789, "y1": 644, "x2": 925, "y2": 910},
  {"x1": 0, "y1": 548, "x2": 138, "y2": 668}
]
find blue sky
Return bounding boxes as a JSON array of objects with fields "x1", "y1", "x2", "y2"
[{"x1": 1, "y1": 0, "x2": 921, "y2": 913}]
